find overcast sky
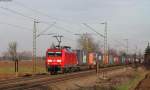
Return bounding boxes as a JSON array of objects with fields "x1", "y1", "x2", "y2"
[{"x1": 0, "y1": 0, "x2": 150, "y2": 56}]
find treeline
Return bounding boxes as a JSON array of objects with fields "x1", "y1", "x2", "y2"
[
  {"x1": 0, "y1": 51, "x2": 45, "y2": 61},
  {"x1": 144, "y1": 43, "x2": 150, "y2": 69}
]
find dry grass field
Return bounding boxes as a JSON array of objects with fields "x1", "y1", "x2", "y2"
[{"x1": 0, "y1": 60, "x2": 46, "y2": 79}]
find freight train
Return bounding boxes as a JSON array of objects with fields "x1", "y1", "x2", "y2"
[{"x1": 45, "y1": 46, "x2": 134, "y2": 74}]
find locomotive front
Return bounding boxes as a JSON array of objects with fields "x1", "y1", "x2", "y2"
[{"x1": 46, "y1": 49, "x2": 63, "y2": 74}]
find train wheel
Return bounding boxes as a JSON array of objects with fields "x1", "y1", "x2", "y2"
[
  {"x1": 54, "y1": 71, "x2": 58, "y2": 75},
  {"x1": 65, "y1": 68, "x2": 69, "y2": 73},
  {"x1": 71, "y1": 67, "x2": 76, "y2": 72},
  {"x1": 77, "y1": 67, "x2": 80, "y2": 71},
  {"x1": 51, "y1": 71, "x2": 58, "y2": 75},
  {"x1": 69, "y1": 67, "x2": 72, "y2": 73},
  {"x1": 61, "y1": 68, "x2": 65, "y2": 74}
]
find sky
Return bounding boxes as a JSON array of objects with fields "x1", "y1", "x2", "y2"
[{"x1": 0, "y1": 0, "x2": 150, "y2": 56}]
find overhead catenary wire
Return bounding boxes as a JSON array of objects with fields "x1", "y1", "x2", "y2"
[
  {"x1": 5, "y1": 1, "x2": 105, "y2": 36},
  {"x1": 13, "y1": 1, "x2": 59, "y2": 21},
  {"x1": 53, "y1": 24, "x2": 75, "y2": 34},
  {"x1": 36, "y1": 22, "x2": 56, "y2": 38},
  {"x1": 0, "y1": 6, "x2": 54, "y2": 24},
  {"x1": 82, "y1": 23, "x2": 105, "y2": 38},
  {"x1": 0, "y1": 22, "x2": 32, "y2": 31},
  {"x1": 0, "y1": 6, "x2": 35, "y2": 21},
  {"x1": 0, "y1": 1, "x2": 128, "y2": 52},
  {"x1": 0, "y1": 10, "x2": 12, "y2": 16},
  {"x1": 82, "y1": 23, "x2": 127, "y2": 51},
  {"x1": 77, "y1": 23, "x2": 93, "y2": 33},
  {"x1": 0, "y1": 6, "x2": 58, "y2": 34},
  {"x1": 0, "y1": 6, "x2": 75, "y2": 41},
  {"x1": 12, "y1": 0, "x2": 80, "y2": 25},
  {"x1": 0, "y1": 10, "x2": 31, "y2": 24},
  {"x1": 63, "y1": 36, "x2": 77, "y2": 41}
]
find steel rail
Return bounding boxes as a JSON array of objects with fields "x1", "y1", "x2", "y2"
[{"x1": 0, "y1": 66, "x2": 125, "y2": 90}]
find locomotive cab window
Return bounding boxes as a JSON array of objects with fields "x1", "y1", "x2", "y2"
[
  {"x1": 48, "y1": 52, "x2": 55, "y2": 56},
  {"x1": 47, "y1": 52, "x2": 62, "y2": 56},
  {"x1": 56, "y1": 52, "x2": 62, "y2": 56}
]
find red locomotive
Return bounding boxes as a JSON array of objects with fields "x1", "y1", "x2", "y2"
[{"x1": 46, "y1": 46, "x2": 78, "y2": 74}]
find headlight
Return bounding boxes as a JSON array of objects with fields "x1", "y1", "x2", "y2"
[
  {"x1": 48, "y1": 59, "x2": 52, "y2": 62},
  {"x1": 57, "y1": 60, "x2": 61, "y2": 62}
]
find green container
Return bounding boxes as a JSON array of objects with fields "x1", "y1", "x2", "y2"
[{"x1": 109, "y1": 55, "x2": 114, "y2": 65}]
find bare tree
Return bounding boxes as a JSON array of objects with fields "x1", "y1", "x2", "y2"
[
  {"x1": 77, "y1": 34, "x2": 99, "y2": 52},
  {"x1": 144, "y1": 43, "x2": 150, "y2": 69},
  {"x1": 8, "y1": 42, "x2": 17, "y2": 60},
  {"x1": 8, "y1": 41, "x2": 18, "y2": 75},
  {"x1": 118, "y1": 50, "x2": 126, "y2": 56}
]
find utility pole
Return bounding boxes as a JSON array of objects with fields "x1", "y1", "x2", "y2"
[
  {"x1": 135, "y1": 45, "x2": 138, "y2": 63},
  {"x1": 96, "y1": 53, "x2": 99, "y2": 75},
  {"x1": 53, "y1": 35, "x2": 63, "y2": 48},
  {"x1": 83, "y1": 22, "x2": 108, "y2": 75},
  {"x1": 100, "y1": 22, "x2": 108, "y2": 79},
  {"x1": 85, "y1": 33, "x2": 89, "y2": 51},
  {"x1": 124, "y1": 39, "x2": 128, "y2": 55},
  {"x1": 101, "y1": 22, "x2": 108, "y2": 64},
  {"x1": 105, "y1": 22, "x2": 108, "y2": 64},
  {"x1": 33, "y1": 20, "x2": 39, "y2": 73}
]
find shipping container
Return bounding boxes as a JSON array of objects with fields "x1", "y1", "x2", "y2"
[
  {"x1": 120, "y1": 56, "x2": 126, "y2": 64},
  {"x1": 97, "y1": 53, "x2": 102, "y2": 61},
  {"x1": 109, "y1": 55, "x2": 114, "y2": 65},
  {"x1": 128, "y1": 57, "x2": 131, "y2": 64},
  {"x1": 131, "y1": 58, "x2": 134, "y2": 64},
  {"x1": 103, "y1": 55, "x2": 109, "y2": 64},
  {"x1": 76, "y1": 50, "x2": 83, "y2": 65},
  {"x1": 88, "y1": 53, "x2": 94, "y2": 65},
  {"x1": 76, "y1": 50, "x2": 88, "y2": 65},
  {"x1": 114, "y1": 56, "x2": 120, "y2": 65},
  {"x1": 82, "y1": 50, "x2": 88, "y2": 64},
  {"x1": 125, "y1": 57, "x2": 129, "y2": 64},
  {"x1": 95, "y1": 52, "x2": 103, "y2": 66}
]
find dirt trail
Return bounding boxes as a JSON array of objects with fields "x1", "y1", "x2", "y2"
[
  {"x1": 47, "y1": 67, "x2": 134, "y2": 90},
  {"x1": 135, "y1": 72, "x2": 150, "y2": 90}
]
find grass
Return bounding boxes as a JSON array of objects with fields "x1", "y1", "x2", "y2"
[
  {"x1": 0, "y1": 67, "x2": 15, "y2": 74},
  {"x1": 18, "y1": 66, "x2": 46, "y2": 73},
  {"x1": 0, "y1": 60, "x2": 46, "y2": 75},
  {"x1": 116, "y1": 70, "x2": 148, "y2": 90},
  {"x1": 0, "y1": 66, "x2": 46, "y2": 74}
]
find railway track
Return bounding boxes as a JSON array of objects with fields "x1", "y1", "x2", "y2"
[
  {"x1": 0, "y1": 74, "x2": 49, "y2": 85},
  {"x1": 0, "y1": 65, "x2": 128, "y2": 90}
]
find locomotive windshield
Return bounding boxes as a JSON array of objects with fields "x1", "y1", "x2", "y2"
[
  {"x1": 47, "y1": 52, "x2": 62, "y2": 56},
  {"x1": 55, "y1": 52, "x2": 62, "y2": 56},
  {"x1": 48, "y1": 52, "x2": 55, "y2": 56}
]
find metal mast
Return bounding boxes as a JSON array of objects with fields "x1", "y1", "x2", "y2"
[
  {"x1": 33, "y1": 20, "x2": 39, "y2": 73},
  {"x1": 105, "y1": 22, "x2": 108, "y2": 63},
  {"x1": 101, "y1": 22, "x2": 107, "y2": 64}
]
